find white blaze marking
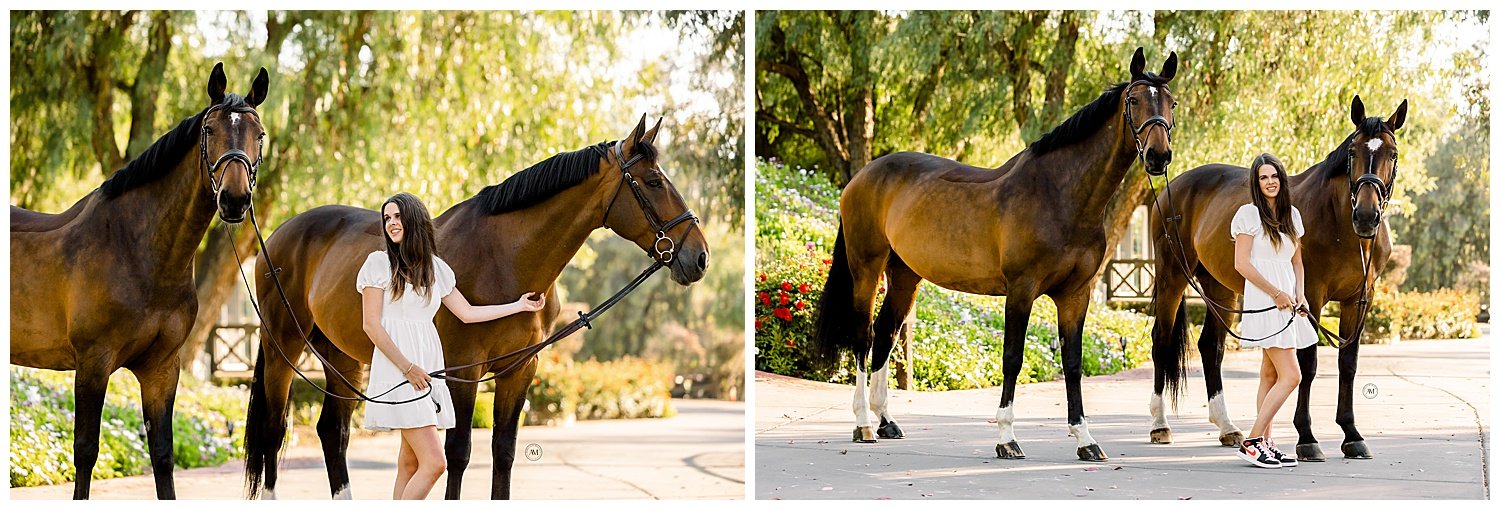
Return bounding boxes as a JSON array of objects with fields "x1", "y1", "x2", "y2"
[
  {"x1": 230, "y1": 112, "x2": 241, "y2": 126},
  {"x1": 1365, "y1": 138, "x2": 1382, "y2": 152},
  {"x1": 1149, "y1": 86, "x2": 1158, "y2": 98},
  {"x1": 1150, "y1": 393, "x2": 1169, "y2": 430},
  {"x1": 1207, "y1": 392, "x2": 1239, "y2": 436},
  {"x1": 996, "y1": 405, "x2": 1016, "y2": 443},
  {"x1": 1070, "y1": 420, "x2": 1098, "y2": 449}
]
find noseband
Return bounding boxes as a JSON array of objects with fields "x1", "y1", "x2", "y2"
[
  {"x1": 1347, "y1": 132, "x2": 1397, "y2": 239},
  {"x1": 603, "y1": 140, "x2": 699, "y2": 265},
  {"x1": 1121, "y1": 80, "x2": 1175, "y2": 175},
  {"x1": 199, "y1": 104, "x2": 264, "y2": 196}
]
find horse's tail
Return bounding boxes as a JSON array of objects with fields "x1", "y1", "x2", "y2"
[
  {"x1": 243, "y1": 352, "x2": 282, "y2": 499},
  {"x1": 1157, "y1": 297, "x2": 1191, "y2": 406},
  {"x1": 812, "y1": 224, "x2": 864, "y2": 370}
]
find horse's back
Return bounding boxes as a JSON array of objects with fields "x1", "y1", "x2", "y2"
[{"x1": 10, "y1": 194, "x2": 94, "y2": 233}]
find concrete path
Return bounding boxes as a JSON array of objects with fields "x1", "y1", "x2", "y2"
[
  {"x1": 13, "y1": 399, "x2": 745, "y2": 500},
  {"x1": 756, "y1": 337, "x2": 1489, "y2": 500}
]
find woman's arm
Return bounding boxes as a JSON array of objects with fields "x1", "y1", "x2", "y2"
[
  {"x1": 441, "y1": 289, "x2": 546, "y2": 323},
  {"x1": 1291, "y1": 242, "x2": 1309, "y2": 314},
  {"x1": 1234, "y1": 233, "x2": 1294, "y2": 309},
  {"x1": 362, "y1": 287, "x2": 431, "y2": 390}
]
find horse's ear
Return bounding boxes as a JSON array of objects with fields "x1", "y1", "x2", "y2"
[
  {"x1": 208, "y1": 62, "x2": 227, "y2": 106},
  {"x1": 642, "y1": 116, "x2": 663, "y2": 145},
  {"x1": 621, "y1": 113, "x2": 647, "y2": 156},
  {"x1": 1159, "y1": 51, "x2": 1178, "y2": 82},
  {"x1": 1350, "y1": 95, "x2": 1366, "y2": 127},
  {"x1": 1386, "y1": 99, "x2": 1408, "y2": 132},
  {"x1": 246, "y1": 67, "x2": 270, "y2": 108},
  {"x1": 1129, "y1": 47, "x2": 1147, "y2": 81}
]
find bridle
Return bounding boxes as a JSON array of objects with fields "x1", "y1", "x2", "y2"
[
  {"x1": 1121, "y1": 80, "x2": 1176, "y2": 176},
  {"x1": 1347, "y1": 129, "x2": 1398, "y2": 237},
  {"x1": 601, "y1": 139, "x2": 699, "y2": 265},
  {"x1": 199, "y1": 103, "x2": 264, "y2": 196}
]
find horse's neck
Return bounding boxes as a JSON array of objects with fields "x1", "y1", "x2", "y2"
[
  {"x1": 1030, "y1": 116, "x2": 1136, "y2": 223},
  {"x1": 99, "y1": 155, "x2": 215, "y2": 276},
  {"x1": 440, "y1": 175, "x2": 611, "y2": 291}
]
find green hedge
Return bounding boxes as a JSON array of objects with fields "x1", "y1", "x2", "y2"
[
  {"x1": 754, "y1": 160, "x2": 1156, "y2": 390},
  {"x1": 10, "y1": 368, "x2": 246, "y2": 488},
  {"x1": 525, "y1": 354, "x2": 675, "y2": 426},
  {"x1": 1366, "y1": 286, "x2": 1483, "y2": 341}
]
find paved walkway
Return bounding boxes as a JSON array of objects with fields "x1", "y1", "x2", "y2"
[
  {"x1": 756, "y1": 337, "x2": 1489, "y2": 499},
  {"x1": 13, "y1": 399, "x2": 744, "y2": 500}
]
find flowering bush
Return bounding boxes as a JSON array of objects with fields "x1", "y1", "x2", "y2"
[
  {"x1": 754, "y1": 160, "x2": 1156, "y2": 391},
  {"x1": 1365, "y1": 286, "x2": 1482, "y2": 341},
  {"x1": 525, "y1": 353, "x2": 674, "y2": 426},
  {"x1": 10, "y1": 367, "x2": 246, "y2": 488}
]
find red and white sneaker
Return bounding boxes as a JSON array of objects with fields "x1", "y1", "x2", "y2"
[
  {"x1": 1266, "y1": 439, "x2": 1297, "y2": 467},
  {"x1": 1237, "y1": 436, "x2": 1281, "y2": 469}
]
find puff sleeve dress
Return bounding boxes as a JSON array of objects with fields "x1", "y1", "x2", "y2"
[
  {"x1": 1230, "y1": 204, "x2": 1318, "y2": 350},
  {"x1": 356, "y1": 251, "x2": 458, "y2": 430}
]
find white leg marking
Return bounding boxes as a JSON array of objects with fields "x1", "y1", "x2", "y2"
[
  {"x1": 1150, "y1": 393, "x2": 1169, "y2": 430},
  {"x1": 852, "y1": 369, "x2": 872, "y2": 428},
  {"x1": 1208, "y1": 392, "x2": 1239, "y2": 435},
  {"x1": 332, "y1": 484, "x2": 351, "y2": 500},
  {"x1": 996, "y1": 405, "x2": 1016, "y2": 443},
  {"x1": 870, "y1": 365, "x2": 892, "y2": 422},
  {"x1": 262, "y1": 489, "x2": 277, "y2": 500},
  {"x1": 1070, "y1": 419, "x2": 1098, "y2": 448}
]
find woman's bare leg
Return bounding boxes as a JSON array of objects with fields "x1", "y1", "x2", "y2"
[
  {"x1": 1250, "y1": 348, "x2": 1301, "y2": 440},
  {"x1": 393, "y1": 435, "x2": 418, "y2": 499},
  {"x1": 398, "y1": 426, "x2": 446, "y2": 500},
  {"x1": 1256, "y1": 351, "x2": 1277, "y2": 440}
]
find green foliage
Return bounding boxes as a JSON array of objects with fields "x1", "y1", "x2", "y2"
[
  {"x1": 1365, "y1": 286, "x2": 1483, "y2": 341},
  {"x1": 754, "y1": 161, "x2": 1156, "y2": 391},
  {"x1": 525, "y1": 354, "x2": 675, "y2": 426},
  {"x1": 10, "y1": 368, "x2": 247, "y2": 488},
  {"x1": 471, "y1": 392, "x2": 495, "y2": 429}
]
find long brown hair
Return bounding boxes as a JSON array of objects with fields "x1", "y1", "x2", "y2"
[
  {"x1": 381, "y1": 192, "x2": 437, "y2": 300},
  {"x1": 1248, "y1": 153, "x2": 1298, "y2": 250}
]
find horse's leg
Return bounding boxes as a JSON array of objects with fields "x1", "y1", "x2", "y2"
[
  {"x1": 995, "y1": 288, "x2": 1037, "y2": 459},
  {"x1": 246, "y1": 339, "x2": 300, "y2": 500},
  {"x1": 1056, "y1": 291, "x2": 1107, "y2": 462},
  {"x1": 314, "y1": 334, "x2": 367, "y2": 500},
  {"x1": 1148, "y1": 270, "x2": 1190, "y2": 444},
  {"x1": 130, "y1": 347, "x2": 182, "y2": 499},
  {"x1": 1336, "y1": 299, "x2": 1372, "y2": 459},
  {"x1": 869, "y1": 254, "x2": 922, "y2": 439},
  {"x1": 440, "y1": 365, "x2": 482, "y2": 499},
  {"x1": 1196, "y1": 275, "x2": 1243, "y2": 446},
  {"x1": 70, "y1": 353, "x2": 118, "y2": 500},
  {"x1": 488, "y1": 362, "x2": 537, "y2": 499},
  {"x1": 1293, "y1": 296, "x2": 1328, "y2": 461},
  {"x1": 842, "y1": 237, "x2": 888, "y2": 444}
]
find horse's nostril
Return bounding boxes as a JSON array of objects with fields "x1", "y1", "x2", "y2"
[{"x1": 697, "y1": 252, "x2": 708, "y2": 270}]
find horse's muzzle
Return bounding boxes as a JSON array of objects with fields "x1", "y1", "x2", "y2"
[
  {"x1": 1144, "y1": 148, "x2": 1172, "y2": 176},
  {"x1": 669, "y1": 244, "x2": 709, "y2": 285}
]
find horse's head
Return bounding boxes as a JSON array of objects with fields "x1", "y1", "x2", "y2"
[
  {"x1": 1124, "y1": 47, "x2": 1179, "y2": 176},
  {"x1": 1344, "y1": 95, "x2": 1406, "y2": 238},
  {"x1": 601, "y1": 115, "x2": 709, "y2": 286},
  {"x1": 201, "y1": 62, "x2": 269, "y2": 223}
]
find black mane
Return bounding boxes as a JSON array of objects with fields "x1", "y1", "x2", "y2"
[
  {"x1": 474, "y1": 140, "x2": 658, "y2": 215},
  {"x1": 99, "y1": 93, "x2": 253, "y2": 198},
  {"x1": 1027, "y1": 74, "x2": 1171, "y2": 156},
  {"x1": 1316, "y1": 115, "x2": 1391, "y2": 175}
]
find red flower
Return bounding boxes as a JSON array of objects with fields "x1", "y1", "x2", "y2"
[
  {"x1": 779, "y1": 293, "x2": 790, "y2": 305},
  {"x1": 878, "y1": 286, "x2": 886, "y2": 293},
  {"x1": 798, "y1": 283, "x2": 811, "y2": 294},
  {"x1": 759, "y1": 273, "x2": 767, "y2": 282},
  {"x1": 755, "y1": 318, "x2": 764, "y2": 330},
  {"x1": 774, "y1": 307, "x2": 793, "y2": 321},
  {"x1": 795, "y1": 301, "x2": 806, "y2": 310},
  {"x1": 757, "y1": 291, "x2": 769, "y2": 305},
  {"x1": 781, "y1": 281, "x2": 793, "y2": 292},
  {"x1": 822, "y1": 258, "x2": 832, "y2": 265},
  {"x1": 785, "y1": 339, "x2": 796, "y2": 347}
]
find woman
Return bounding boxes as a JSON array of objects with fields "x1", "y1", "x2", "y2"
[
  {"x1": 358, "y1": 192, "x2": 545, "y2": 499},
  {"x1": 1230, "y1": 153, "x2": 1318, "y2": 469}
]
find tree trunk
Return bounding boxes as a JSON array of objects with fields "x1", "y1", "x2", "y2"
[
  {"x1": 125, "y1": 11, "x2": 174, "y2": 160},
  {"x1": 84, "y1": 11, "x2": 136, "y2": 175},
  {"x1": 841, "y1": 11, "x2": 876, "y2": 184}
]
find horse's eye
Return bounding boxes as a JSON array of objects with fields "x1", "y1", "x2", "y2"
[
  {"x1": 1171, "y1": 100, "x2": 1179, "y2": 109},
  {"x1": 1127, "y1": 97, "x2": 1138, "y2": 105},
  {"x1": 647, "y1": 179, "x2": 665, "y2": 189}
]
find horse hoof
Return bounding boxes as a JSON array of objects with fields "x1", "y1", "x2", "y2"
[
  {"x1": 1077, "y1": 444, "x2": 1109, "y2": 462},
  {"x1": 852, "y1": 426, "x2": 877, "y2": 443},
  {"x1": 1149, "y1": 428, "x2": 1173, "y2": 444},
  {"x1": 1219, "y1": 430, "x2": 1244, "y2": 447},
  {"x1": 877, "y1": 418, "x2": 905, "y2": 439},
  {"x1": 995, "y1": 441, "x2": 1026, "y2": 459},
  {"x1": 1342, "y1": 440, "x2": 1373, "y2": 459},
  {"x1": 1296, "y1": 443, "x2": 1327, "y2": 462}
]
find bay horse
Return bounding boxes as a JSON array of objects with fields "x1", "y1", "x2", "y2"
[
  {"x1": 812, "y1": 48, "x2": 1179, "y2": 462},
  {"x1": 1147, "y1": 95, "x2": 1404, "y2": 461},
  {"x1": 10, "y1": 62, "x2": 269, "y2": 499},
  {"x1": 242, "y1": 115, "x2": 709, "y2": 499}
]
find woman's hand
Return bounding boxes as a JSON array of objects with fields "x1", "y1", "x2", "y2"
[
  {"x1": 403, "y1": 362, "x2": 432, "y2": 391},
  {"x1": 1293, "y1": 294, "x2": 1310, "y2": 316},
  {"x1": 515, "y1": 292, "x2": 546, "y2": 312},
  {"x1": 1272, "y1": 290, "x2": 1294, "y2": 310}
]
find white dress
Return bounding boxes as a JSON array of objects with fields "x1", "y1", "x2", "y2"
[
  {"x1": 356, "y1": 251, "x2": 458, "y2": 431},
  {"x1": 1230, "y1": 204, "x2": 1318, "y2": 350}
]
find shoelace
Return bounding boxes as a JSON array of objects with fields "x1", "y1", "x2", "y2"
[{"x1": 1266, "y1": 441, "x2": 1289, "y2": 460}]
